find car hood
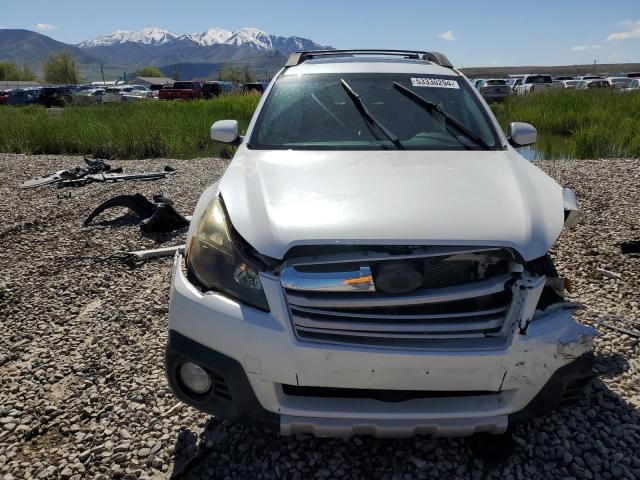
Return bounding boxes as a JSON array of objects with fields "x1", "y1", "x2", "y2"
[{"x1": 218, "y1": 148, "x2": 565, "y2": 261}]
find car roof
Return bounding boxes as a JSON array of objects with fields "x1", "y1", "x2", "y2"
[{"x1": 283, "y1": 57, "x2": 457, "y2": 77}]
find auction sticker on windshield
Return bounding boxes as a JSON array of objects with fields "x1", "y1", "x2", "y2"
[{"x1": 411, "y1": 78, "x2": 459, "y2": 89}]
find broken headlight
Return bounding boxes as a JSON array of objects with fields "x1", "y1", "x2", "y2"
[{"x1": 186, "y1": 196, "x2": 269, "y2": 311}]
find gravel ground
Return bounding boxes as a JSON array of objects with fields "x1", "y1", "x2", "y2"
[{"x1": 0, "y1": 154, "x2": 638, "y2": 480}]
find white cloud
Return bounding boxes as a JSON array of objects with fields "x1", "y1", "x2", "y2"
[
  {"x1": 570, "y1": 44, "x2": 602, "y2": 52},
  {"x1": 490, "y1": 60, "x2": 501, "y2": 65},
  {"x1": 437, "y1": 30, "x2": 456, "y2": 42},
  {"x1": 607, "y1": 19, "x2": 640, "y2": 41},
  {"x1": 621, "y1": 19, "x2": 640, "y2": 29},
  {"x1": 35, "y1": 23, "x2": 56, "y2": 31}
]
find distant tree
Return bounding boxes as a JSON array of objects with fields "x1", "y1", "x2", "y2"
[
  {"x1": 0, "y1": 62, "x2": 37, "y2": 81},
  {"x1": 218, "y1": 65, "x2": 256, "y2": 83},
  {"x1": 43, "y1": 51, "x2": 80, "y2": 84},
  {"x1": 137, "y1": 66, "x2": 163, "y2": 77},
  {"x1": 18, "y1": 65, "x2": 37, "y2": 81}
]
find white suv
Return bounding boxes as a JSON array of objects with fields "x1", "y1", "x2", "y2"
[{"x1": 166, "y1": 50, "x2": 597, "y2": 437}]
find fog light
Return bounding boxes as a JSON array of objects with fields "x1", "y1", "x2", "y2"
[{"x1": 179, "y1": 362, "x2": 211, "y2": 394}]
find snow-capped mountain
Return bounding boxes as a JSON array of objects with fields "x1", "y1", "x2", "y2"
[
  {"x1": 78, "y1": 27, "x2": 181, "y2": 48},
  {"x1": 185, "y1": 27, "x2": 233, "y2": 46},
  {"x1": 78, "y1": 26, "x2": 326, "y2": 53},
  {"x1": 225, "y1": 28, "x2": 275, "y2": 49}
]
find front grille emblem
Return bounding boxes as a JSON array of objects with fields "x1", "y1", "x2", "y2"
[{"x1": 374, "y1": 261, "x2": 423, "y2": 294}]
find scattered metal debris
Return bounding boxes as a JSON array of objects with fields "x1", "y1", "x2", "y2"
[
  {"x1": 620, "y1": 241, "x2": 640, "y2": 255},
  {"x1": 596, "y1": 268, "x2": 621, "y2": 279},
  {"x1": 20, "y1": 158, "x2": 115, "y2": 188},
  {"x1": 84, "y1": 193, "x2": 189, "y2": 233},
  {"x1": 102, "y1": 245, "x2": 185, "y2": 268},
  {"x1": 58, "y1": 166, "x2": 176, "y2": 188},
  {"x1": 594, "y1": 319, "x2": 640, "y2": 339},
  {"x1": 20, "y1": 158, "x2": 175, "y2": 189},
  {"x1": 126, "y1": 245, "x2": 184, "y2": 262}
]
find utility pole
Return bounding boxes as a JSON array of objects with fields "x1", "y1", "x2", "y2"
[
  {"x1": 100, "y1": 64, "x2": 105, "y2": 85},
  {"x1": 593, "y1": 59, "x2": 597, "y2": 74}
]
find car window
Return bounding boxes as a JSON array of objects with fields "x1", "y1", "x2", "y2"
[
  {"x1": 525, "y1": 75, "x2": 552, "y2": 84},
  {"x1": 250, "y1": 73, "x2": 501, "y2": 151}
]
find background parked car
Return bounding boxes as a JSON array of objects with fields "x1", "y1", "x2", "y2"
[
  {"x1": 159, "y1": 81, "x2": 203, "y2": 100},
  {"x1": 102, "y1": 86, "x2": 127, "y2": 103},
  {"x1": 515, "y1": 74, "x2": 554, "y2": 94},
  {"x1": 71, "y1": 88, "x2": 106, "y2": 105},
  {"x1": 508, "y1": 77, "x2": 523, "y2": 92},
  {"x1": 121, "y1": 85, "x2": 155, "y2": 102},
  {"x1": 37, "y1": 87, "x2": 74, "y2": 107},
  {"x1": 623, "y1": 79, "x2": 640, "y2": 91},
  {"x1": 202, "y1": 81, "x2": 235, "y2": 99},
  {"x1": 241, "y1": 82, "x2": 267, "y2": 94},
  {"x1": 6, "y1": 89, "x2": 39, "y2": 106},
  {"x1": 477, "y1": 79, "x2": 510, "y2": 101},
  {"x1": 576, "y1": 79, "x2": 610, "y2": 89},
  {"x1": 554, "y1": 80, "x2": 580, "y2": 89},
  {"x1": 606, "y1": 77, "x2": 635, "y2": 89}
]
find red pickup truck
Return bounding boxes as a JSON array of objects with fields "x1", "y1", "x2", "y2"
[{"x1": 159, "y1": 81, "x2": 203, "y2": 100}]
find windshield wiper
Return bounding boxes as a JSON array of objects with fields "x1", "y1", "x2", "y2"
[
  {"x1": 392, "y1": 82, "x2": 492, "y2": 150},
  {"x1": 340, "y1": 79, "x2": 403, "y2": 149}
]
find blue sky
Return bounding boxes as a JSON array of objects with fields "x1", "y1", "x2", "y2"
[{"x1": 3, "y1": 0, "x2": 639, "y2": 67}]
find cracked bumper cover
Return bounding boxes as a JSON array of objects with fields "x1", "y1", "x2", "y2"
[{"x1": 166, "y1": 254, "x2": 598, "y2": 437}]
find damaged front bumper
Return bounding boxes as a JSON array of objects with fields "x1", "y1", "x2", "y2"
[{"x1": 166, "y1": 253, "x2": 598, "y2": 437}]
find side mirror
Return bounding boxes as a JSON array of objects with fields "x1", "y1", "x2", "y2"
[
  {"x1": 210, "y1": 120, "x2": 241, "y2": 145},
  {"x1": 507, "y1": 122, "x2": 537, "y2": 147}
]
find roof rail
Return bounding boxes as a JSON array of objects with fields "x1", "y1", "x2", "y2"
[{"x1": 285, "y1": 49, "x2": 453, "y2": 69}]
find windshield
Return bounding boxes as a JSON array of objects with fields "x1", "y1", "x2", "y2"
[
  {"x1": 173, "y1": 82, "x2": 195, "y2": 89},
  {"x1": 249, "y1": 73, "x2": 501, "y2": 151}
]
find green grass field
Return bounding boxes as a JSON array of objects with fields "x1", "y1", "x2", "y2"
[
  {"x1": 0, "y1": 96, "x2": 260, "y2": 159},
  {"x1": 0, "y1": 89, "x2": 638, "y2": 159},
  {"x1": 492, "y1": 89, "x2": 640, "y2": 158}
]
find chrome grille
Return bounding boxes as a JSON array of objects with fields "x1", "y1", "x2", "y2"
[{"x1": 280, "y1": 247, "x2": 517, "y2": 348}]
